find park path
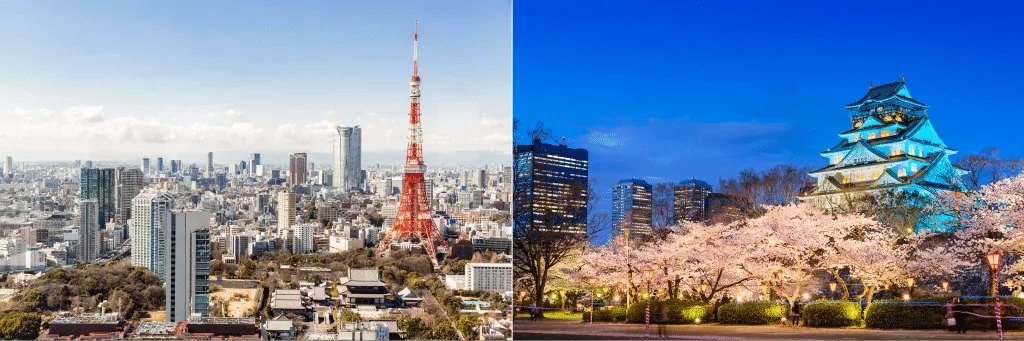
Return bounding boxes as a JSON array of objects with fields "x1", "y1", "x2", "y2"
[{"x1": 514, "y1": 319, "x2": 1024, "y2": 340}]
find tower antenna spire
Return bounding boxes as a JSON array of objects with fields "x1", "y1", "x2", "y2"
[{"x1": 413, "y1": 20, "x2": 419, "y2": 77}]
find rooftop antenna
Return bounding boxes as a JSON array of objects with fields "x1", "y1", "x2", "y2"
[{"x1": 900, "y1": 74, "x2": 905, "y2": 82}]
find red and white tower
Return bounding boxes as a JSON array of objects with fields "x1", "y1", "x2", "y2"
[{"x1": 376, "y1": 22, "x2": 447, "y2": 267}]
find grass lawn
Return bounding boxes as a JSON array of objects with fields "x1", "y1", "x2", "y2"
[{"x1": 515, "y1": 311, "x2": 584, "y2": 320}]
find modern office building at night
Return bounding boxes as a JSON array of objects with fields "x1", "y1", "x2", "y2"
[
  {"x1": 674, "y1": 178, "x2": 713, "y2": 223},
  {"x1": 514, "y1": 140, "x2": 589, "y2": 233},
  {"x1": 612, "y1": 178, "x2": 652, "y2": 236}
]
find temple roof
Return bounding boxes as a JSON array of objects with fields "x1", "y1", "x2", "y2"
[
  {"x1": 821, "y1": 117, "x2": 951, "y2": 155},
  {"x1": 845, "y1": 80, "x2": 929, "y2": 109},
  {"x1": 809, "y1": 153, "x2": 932, "y2": 175}
]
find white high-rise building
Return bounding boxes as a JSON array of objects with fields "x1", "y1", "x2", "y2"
[
  {"x1": 165, "y1": 211, "x2": 211, "y2": 322},
  {"x1": 3, "y1": 156, "x2": 11, "y2": 175},
  {"x1": 292, "y1": 224, "x2": 315, "y2": 254},
  {"x1": 77, "y1": 199, "x2": 100, "y2": 263},
  {"x1": 464, "y1": 262, "x2": 513, "y2": 293},
  {"x1": 131, "y1": 192, "x2": 174, "y2": 281},
  {"x1": 141, "y1": 158, "x2": 151, "y2": 175},
  {"x1": 334, "y1": 125, "x2": 362, "y2": 192}
]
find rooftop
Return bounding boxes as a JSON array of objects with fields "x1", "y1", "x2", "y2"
[
  {"x1": 132, "y1": 321, "x2": 179, "y2": 337},
  {"x1": 50, "y1": 313, "x2": 119, "y2": 325}
]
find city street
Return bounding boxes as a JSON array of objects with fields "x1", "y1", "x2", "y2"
[{"x1": 514, "y1": 319, "x2": 1024, "y2": 340}]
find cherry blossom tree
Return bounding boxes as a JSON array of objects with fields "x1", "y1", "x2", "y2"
[{"x1": 946, "y1": 173, "x2": 1024, "y2": 295}]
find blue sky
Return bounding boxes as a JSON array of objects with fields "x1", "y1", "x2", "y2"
[
  {"x1": 0, "y1": 1, "x2": 511, "y2": 164},
  {"x1": 513, "y1": 0, "x2": 1024, "y2": 243}
]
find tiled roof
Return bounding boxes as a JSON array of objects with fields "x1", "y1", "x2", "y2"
[{"x1": 846, "y1": 80, "x2": 928, "y2": 108}]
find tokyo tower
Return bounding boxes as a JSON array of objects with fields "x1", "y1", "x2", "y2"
[{"x1": 376, "y1": 22, "x2": 447, "y2": 267}]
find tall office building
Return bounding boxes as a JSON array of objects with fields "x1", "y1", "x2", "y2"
[
  {"x1": 80, "y1": 168, "x2": 116, "y2": 229},
  {"x1": 3, "y1": 156, "x2": 11, "y2": 175},
  {"x1": 464, "y1": 262, "x2": 513, "y2": 293},
  {"x1": 612, "y1": 178, "x2": 653, "y2": 235},
  {"x1": 206, "y1": 152, "x2": 214, "y2": 174},
  {"x1": 78, "y1": 199, "x2": 100, "y2": 262},
  {"x1": 115, "y1": 167, "x2": 144, "y2": 225},
  {"x1": 141, "y1": 158, "x2": 151, "y2": 175},
  {"x1": 277, "y1": 192, "x2": 296, "y2": 231},
  {"x1": 156, "y1": 158, "x2": 164, "y2": 172},
  {"x1": 131, "y1": 192, "x2": 174, "y2": 281},
  {"x1": 165, "y1": 211, "x2": 211, "y2": 322},
  {"x1": 249, "y1": 153, "x2": 261, "y2": 176},
  {"x1": 289, "y1": 153, "x2": 308, "y2": 186},
  {"x1": 674, "y1": 178, "x2": 713, "y2": 223},
  {"x1": 334, "y1": 125, "x2": 362, "y2": 192},
  {"x1": 514, "y1": 140, "x2": 589, "y2": 233}
]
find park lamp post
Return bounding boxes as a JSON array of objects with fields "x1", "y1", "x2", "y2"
[
  {"x1": 829, "y1": 282, "x2": 837, "y2": 299},
  {"x1": 907, "y1": 278, "x2": 915, "y2": 298},
  {"x1": 942, "y1": 281, "x2": 950, "y2": 291},
  {"x1": 987, "y1": 250, "x2": 1004, "y2": 340},
  {"x1": 643, "y1": 268, "x2": 654, "y2": 338}
]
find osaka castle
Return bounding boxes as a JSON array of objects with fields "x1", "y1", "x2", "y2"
[{"x1": 799, "y1": 76, "x2": 969, "y2": 225}]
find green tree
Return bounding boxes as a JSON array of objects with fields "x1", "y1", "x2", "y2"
[
  {"x1": 456, "y1": 315, "x2": 481, "y2": 339},
  {"x1": 427, "y1": 322, "x2": 459, "y2": 340},
  {"x1": 18, "y1": 289, "x2": 46, "y2": 312},
  {"x1": 0, "y1": 312, "x2": 41, "y2": 340},
  {"x1": 397, "y1": 317, "x2": 430, "y2": 340}
]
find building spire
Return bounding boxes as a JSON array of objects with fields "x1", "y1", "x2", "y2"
[
  {"x1": 869, "y1": 81, "x2": 873, "y2": 89},
  {"x1": 900, "y1": 73, "x2": 905, "y2": 83},
  {"x1": 413, "y1": 20, "x2": 419, "y2": 78}
]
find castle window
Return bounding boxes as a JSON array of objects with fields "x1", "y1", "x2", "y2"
[
  {"x1": 911, "y1": 164, "x2": 918, "y2": 173},
  {"x1": 872, "y1": 172, "x2": 880, "y2": 179},
  {"x1": 880, "y1": 130, "x2": 891, "y2": 138},
  {"x1": 842, "y1": 175, "x2": 850, "y2": 184},
  {"x1": 868, "y1": 133, "x2": 876, "y2": 139},
  {"x1": 854, "y1": 135, "x2": 861, "y2": 142},
  {"x1": 891, "y1": 146, "x2": 901, "y2": 156},
  {"x1": 898, "y1": 168, "x2": 907, "y2": 177},
  {"x1": 856, "y1": 174, "x2": 865, "y2": 181},
  {"x1": 908, "y1": 145, "x2": 915, "y2": 155}
]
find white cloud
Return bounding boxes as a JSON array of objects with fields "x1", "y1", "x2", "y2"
[
  {"x1": 480, "y1": 119, "x2": 504, "y2": 128},
  {"x1": 0, "y1": 105, "x2": 512, "y2": 160}
]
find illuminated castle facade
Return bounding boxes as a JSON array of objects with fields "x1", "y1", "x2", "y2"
[{"x1": 799, "y1": 77, "x2": 968, "y2": 229}]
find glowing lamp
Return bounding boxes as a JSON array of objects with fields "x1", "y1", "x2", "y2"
[
  {"x1": 903, "y1": 294, "x2": 910, "y2": 301},
  {"x1": 597, "y1": 293, "x2": 602, "y2": 299},
  {"x1": 700, "y1": 283, "x2": 709, "y2": 292},
  {"x1": 802, "y1": 293, "x2": 810, "y2": 300},
  {"x1": 906, "y1": 278, "x2": 915, "y2": 288},
  {"x1": 829, "y1": 282, "x2": 837, "y2": 292},
  {"x1": 551, "y1": 293, "x2": 557, "y2": 300},
  {"x1": 643, "y1": 269, "x2": 654, "y2": 282},
  {"x1": 942, "y1": 281, "x2": 950, "y2": 291},
  {"x1": 695, "y1": 318, "x2": 701, "y2": 324},
  {"x1": 987, "y1": 251, "x2": 1003, "y2": 271},
  {"x1": 614, "y1": 296, "x2": 620, "y2": 302}
]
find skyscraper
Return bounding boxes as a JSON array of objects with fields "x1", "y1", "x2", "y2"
[
  {"x1": 206, "y1": 152, "x2": 214, "y2": 174},
  {"x1": 80, "y1": 168, "x2": 116, "y2": 229},
  {"x1": 132, "y1": 192, "x2": 174, "y2": 281},
  {"x1": 115, "y1": 167, "x2": 145, "y2": 225},
  {"x1": 165, "y1": 211, "x2": 211, "y2": 322},
  {"x1": 156, "y1": 158, "x2": 164, "y2": 172},
  {"x1": 249, "y1": 153, "x2": 261, "y2": 176},
  {"x1": 277, "y1": 191, "x2": 296, "y2": 231},
  {"x1": 141, "y1": 158, "x2": 151, "y2": 175},
  {"x1": 334, "y1": 125, "x2": 362, "y2": 192},
  {"x1": 3, "y1": 156, "x2": 11, "y2": 175},
  {"x1": 612, "y1": 178, "x2": 653, "y2": 235},
  {"x1": 514, "y1": 140, "x2": 589, "y2": 233},
  {"x1": 289, "y1": 153, "x2": 308, "y2": 186},
  {"x1": 674, "y1": 178, "x2": 713, "y2": 223},
  {"x1": 78, "y1": 199, "x2": 100, "y2": 262}
]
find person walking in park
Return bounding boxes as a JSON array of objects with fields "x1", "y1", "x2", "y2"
[
  {"x1": 529, "y1": 303, "x2": 538, "y2": 322},
  {"x1": 789, "y1": 302, "x2": 802, "y2": 327},
  {"x1": 951, "y1": 298, "x2": 970, "y2": 334}
]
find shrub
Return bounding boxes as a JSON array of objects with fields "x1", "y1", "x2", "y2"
[
  {"x1": 717, "y1": 302, "x2": 787, "y2": 325},
  {"x1": 625, "y1": 299, "x2": 711, "y2": 324},
  {"x1": 864, "y1": 299, "x2": 945, "y2": 329},
  {"x1": 582, "y1": 304, "x2": 628, "y2": 323},
  {"x1": 803, "y1": 301, "x2": 862, "y2": 328}
]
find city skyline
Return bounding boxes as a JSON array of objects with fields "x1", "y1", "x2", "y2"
[
  {"x1": 0, "y1": 1, "x2": 511, "y2": 161},
  {"x1": 514, "y1": 0, "x2": 1024, "y2": 243}
]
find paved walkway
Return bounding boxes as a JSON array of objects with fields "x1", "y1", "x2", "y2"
[{"x1": 514, "y1": 319, "x2": 1024, "y2": 340}]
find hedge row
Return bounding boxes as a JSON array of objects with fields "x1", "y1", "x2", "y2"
[
  {"x1": 803, "y1": 301, "x2": 861, "y2": 328},
  {"x1": 866, "y1": 297, "x2": 1024, "y2": 330},
  {"x1": 717, "y1": 302, "x2": 787, "y2": 325},
  {"x1": 583, "y1": 300, "x2": 711, "y2": 324}
]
